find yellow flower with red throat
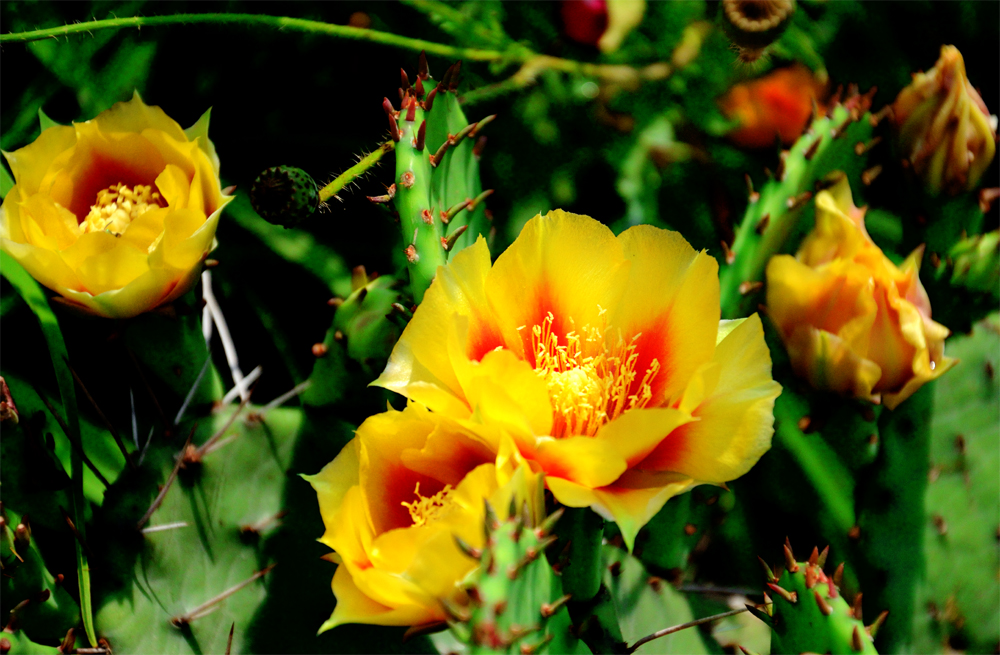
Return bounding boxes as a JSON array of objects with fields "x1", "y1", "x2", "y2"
[
  {"x1": 306, "y1": 403, "x2": 544, "y2": 631},
  {"x1": 766, "y1": 177, "x2": 956, "y2": 409},
  {"x1": 375, "y1": 210, "x2": 781, "y2": 549},
  {"x1": 0, "y1": 92, "x2": 232, "y2": 318}
]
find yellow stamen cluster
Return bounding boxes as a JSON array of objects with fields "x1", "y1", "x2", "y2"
[
  {"x1": 531, "y1": 309, "x2": 660, "y2": 438},
  {"x1": 401, "y1": 482, "x2": 454, "y2": 527},
  {"x1": 81, "y1": 183, "x2": 163, "y2": 236}
]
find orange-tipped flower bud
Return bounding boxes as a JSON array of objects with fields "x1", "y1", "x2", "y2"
[{"x1": 892, "y1": 45, "x2": 997, "y2": 196}]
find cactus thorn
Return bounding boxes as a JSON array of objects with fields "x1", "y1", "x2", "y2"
[
  {"x1": 536, "y1": 507, "x2": 565, "y2": 538},
  {"x1": 541, "y1": 593, "x2": 572, "y2": 618},
  {"x1": 814, "y1": 590, "x2": 833, "y2": 616},
  {"x1": 453, "y1": 534, "x2": 482, "y2": 560},
  {"x1": 745, "y1": 173, "x2": 760, "y2": 203},
  {"x1": 739, "y1": 280, "x2": 763, "y2": 295},
  {"x1": 869, "y1": 105, "x2": 893, "y2": 127},
  {"x1": 862, "y1": 164, "x2": 883, "y2": 186},
  {"x1": 493, "y1": 599, "x2": 507, "y2": 616},
  {"x1": 405, "y1": 98, "x2": 417, "y2": 122},
  {"x1": 803, "y1": 135, "x2": 823, "y2": 160},
  {"x1": 757, "y1": 556, "x2": 776, "y2": 582},
  {"x1": 447, "y1": 60, "x2": 462, "y2": 90},
  {"x1": 441, "y1": 63, "x2": 456, "y2": 91},
  {"x1": 817, "y1": 545, "x2": 829, "y2": 568},
  {"x1": 415, "y1": 76, "x2": 425, "y2": 99},
  {"x1": 400, "y1": 68, "x2": 411, "y2": 91},
  {"x1": 738, "y1": 646, "x2": 761, "y2": 655},
  {"x1": 520, "y1": 633, "x2": 554, "y2": 655},
  {"x1": 787, "y1": 191, "x2": 813, "y2": 210},
  {"x1": 404, "y1": 244, "x2": 419, "y2": 264},
  {"x1": 804, "y1": 565, "x2": 818, "y2": 589},
  {"x1": 807, "y1": 546, "x2": 820, "y2": 566},
  {"x1": 745, "y1": 603, "x2": 773, "y2": 627},
  {"x1": 430, "y1": 139, "x2": 452, "y2": 167},
  {"x1": 414, "y1": 120, "x2": 427, "y2": 151},
  {"x1": 721, "y1": 240, "x2": 736, "y2": 265},
  {"x1": 828, "y1": 580, "x2": 839, "y2": 599},
  {"x1": 851, "y1": 625, "x2": 865, "y2": 652},
  {"x1": 767, "y1": 582, "x2": 797, "y2": 603},
  {"x1": 852, "y1": 592, "x2": 863, "y2": 620},
  {"x1": 470, "y1": 114, "x2": 497, "y2": 138},
  {"x1": 420, "y1": 208, "x2": 434, "y2": 225},
  {"x1": 468, "y1": 189, "x2": 494, "y2": 211},
  {"x1": 855, "y1": 136, "x2": 882, "y2": 155},
  {"x1": 172, "y1": 564, "x2": 276, "y2": 626},
  {"x1": 536, "y1": 534, "x2": 559, "y2": 553},
  {"x1": 866, "y1": 610, "x2": 889, "y2": 638},
  {"x1": 754, "y1": 213, "x2": 770, "y2": 234},
  {"x1": 441, "y1": 597, "x2": 471, "y2": 623},
  {"x1": 783, "y1": 542, "x2": 799, "y2": 572},
  {"x1": 382, "y1": 97, "x2": 395, "y2": 116},
  {"x1": 830, "y1": 117, "x2": 852, "y2": 139},
  {"x1": 388, "y1": 112, "x2": 400, "y2": 142},
  {"x1": 443, "y1": 226, "x2": 469, "y2": 252},
  {"x1": 483, "y1": 499, "x2": 500, "y2": 532},
  {"x1": 776, "y1": 151, "x2": 788, "y2": 181},
  {"x1": 473, "y1": 135, "x2": 488, "y2": 159},
  {"x1": 424, "y1": 85, "x2": 439, "y2": 112}
]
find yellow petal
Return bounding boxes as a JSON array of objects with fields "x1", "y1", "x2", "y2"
[
  {"x1": 2, "y1": 125, "x2": 76, "y2": 194},
  {"x1": 320, "y1": 564, "x2": 434, "y2": 632},
  {"x1": 16, "y1": 194, "x2": 80, "y2": 251},
  {"x1": 786, "y1": 325, "x2": 882, "y2": 400},
  {"x1": 71, "y1": 232, "x2": 151, "y2": 296},
  {"x1": 90, "y1": 91, "x2": 187, "y2": 144},
  {"x1": 611, "y1": 225, "x2": 720, "y2": 407},
  {"x1": 155, "y1": 164, "x2": 191, "y2": 209},
  {"x1": 594, "y1": 406, "x2": 695, "y2": 467},
  {"x1": 0, "y1": 238, "x2": 82, "y2": 293},
  {"x1": 638, "y1": 314, "x2": 781, "y2": 483},
  {"x1": 485, "y1": 210, "x2": 630, "y2": 366},
  {"x1": 304, "y1": 438, "x2": 361, "y2": 547},
  {"x1": 534, "y1": 435, "x2": 627, "y2": 488},
  {"x1": 375, "y1": 237, "x2": 495, "y2": 407}
]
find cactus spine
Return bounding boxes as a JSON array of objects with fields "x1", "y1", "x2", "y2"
[
  {"x1": 719, "y1": 88, "x2": 877, "y2": 317},
  {"x1": 755, "y1": 543, "x2": 883, "y2": 654},
  {"x1": 448, "y1": 505, "x2": 580, "y2": 654}
]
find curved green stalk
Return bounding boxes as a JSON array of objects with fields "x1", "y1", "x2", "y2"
[
  {"x1": 0, "y1": 13, "x2": 504, "y2": 60},
  {"x1": 319, "y1": 141, "x2": 395, "y2": 202}
]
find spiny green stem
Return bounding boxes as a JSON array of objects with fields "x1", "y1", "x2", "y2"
[
  {"x1": 319, "y1": 141, "x2": 395, "y2": 202},
  {"x1": 0, "y1": 13, "x2": 504, "y2": 59}
]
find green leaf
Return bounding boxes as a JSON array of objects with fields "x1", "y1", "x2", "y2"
[{"x1": 0, "y1": 160, "x2": 14, "y2": 199}]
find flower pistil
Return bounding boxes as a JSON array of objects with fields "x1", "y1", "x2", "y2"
[{"x1": 81, "y1": 183, "x2": 163, "y2": 238}]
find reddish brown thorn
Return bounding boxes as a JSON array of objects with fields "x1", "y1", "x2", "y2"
[
  {"x1": 767, "y1": 583, "x2": 797, "y2": 603},
  {"x1": 804, "y1": 565, "x2": 818, "y2": 589},
  {"x1": 382, "y1": 97, "x2": 395, "y2": 115},
  {"x1": 415, "y1": 120, "x2": 427, "y2": 151},
  {"x1": 418, "y1": 51, "x2": 429, "y2": 79},
  {"x1": 745, "y1": 173, "x2": 759, "y2": 203},
  {"x1": 311, "y1": 343, "x2": 328, "y2": 357},
  {"x1": 388, "y1": 113, "x2": 400, "y2": 142},
  {"x1": 817, "y1": 545, "x2": 829, "y2": 568},
  {"x1": 852, "y1": 592, "x2": 864, "y2": 620},
  {"x1": 421, "y1": 208, "x2": 434, "y2": 225},
  {"x1": 869, "y1": 105, "x2": 893, "y2": 127},
  {"x1": 851, "y1": 625, "x2": 865, "y2": 652},
  {"x1": 757, "y1": 556, "x2": 776, "y2": 582},
  {"x1": 814, "y1": 590, "x2": 833, "y2": 616},
  {"x1": 721, "y1": 240, "x2": 736, "y2": 265},
  {"x1": 798, "y1": 415, "x2": 811, "y2": 431},
  {"x1": 443, "y1": 225, "x2": 469, "y2": 252},
  {"x1": 848, "y1": 525, "x2": 861, "y2": 539},
  {"x1": 739, "y1": 280, "x2": 763, "y2": 295},
  {"x1": 400, "y1": 68, "x2": 410, "y2": 91},
  {"x1": 755, "y1": 213, "x2": 770, "y2": 234},
  {"x1": 405, "y1": 97, "x2": 417, "y2": 122},
  {"x1": 226, "y1": 622, "x2": 235, "y2": 655},
  {"x1": 327, "y1": 297, "x2": 344, "y2": 308},
  {"x1": 867, "y1": 610, "x2": 889, "y2": 638},
  {"x1": 172, "y1": 564, "x2": 276, "y2": 626},
  {"x1": 474, "y1": 135, "x2": 488, "y2": 159},
  {"x1": 137, "y1": 427, "x2": 195, "y2": 530},
  {"x1": 783, "y1": 542, "x2": 799, "y2": 573},
  {"x1": 803, "y1": 135, "x2": 822, "y2": 160},
  {"x1": 786, "y1": 191, "x2": 813, "y2": 210},
  {"x1": 862, "y1": 165, "x2": 883, "y2": 186},
  {"x1": 423, "y1": 85, "x2": 439, "y2": 112},
  {"x1": 540, "y1": 593, "x2": 572, "y2": 618},
  {"x1": 833, "y1": 562, "x2": 844, "y2": 589},
  {"x1": 808, "y1": 546, "x2": 820, "y2": 566}
]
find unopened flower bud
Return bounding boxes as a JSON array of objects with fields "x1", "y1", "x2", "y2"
[{"x1": 892, "y1": 45, "x2": 997, "y2": 196}]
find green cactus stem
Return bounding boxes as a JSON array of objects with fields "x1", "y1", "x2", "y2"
[
  {"x1": 448, "y1": 504, "x2": 583, "y2": 654},
  {"x1": 719, "y1": 88, "x2": 877, "y2": 318},
  {"x1": 759, "y1": 543, "x2": 882, "y2": 654},
  {"x1": 925, "y1": 229, "x2": 1000, "y2": 333}
]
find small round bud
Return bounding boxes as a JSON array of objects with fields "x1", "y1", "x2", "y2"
[
  {"x1": 250, "y1": 166, "x2": 319, "y2": 228},
  {"x1": 720, "y1": 0, "x2": 795, "y2": 62}
]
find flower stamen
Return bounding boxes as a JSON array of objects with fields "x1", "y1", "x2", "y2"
[
  {"x1": 82, "y1": 183, "x2": 163, "y2": 237},
  {"x1": 401, "y1": 482, "x2": 454, "y2": 527},
  {"x1": 531, "y1": 309, "x2": 659, "y2": 438}
]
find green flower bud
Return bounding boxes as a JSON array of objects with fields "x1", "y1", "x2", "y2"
[{"x1": 249, "y1": 165, "x2": 319, "y2": 228}]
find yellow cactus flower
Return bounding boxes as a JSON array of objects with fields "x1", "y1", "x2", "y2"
[
  {"x1": 892, "y1": 45, "x2": 997, "y2": 196},
  {"x1": 375, "y1": 210, "x2": 781, "y2": 549},
  {"x1": 0, "y1": 92, "x2": 232, "y2": 318},
  {"x1": 766, "y1": 177, "x2": 956, "y2": 409},
  {"x1": 306, "y1": 403, "x2": 544, "y2": 631}
]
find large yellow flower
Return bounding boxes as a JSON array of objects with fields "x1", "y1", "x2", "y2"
[
  {"x1": 375, "y1": 210, "x2": 781, "y2": 548},
  {"x1": 0, "y1": 92, "x2": 232, "y2": 318},
  {"x1": 306, "y1": 403, "x2": 544, "y2": 631},
  {"x1": 766, "y1": 177, "x2": 956, "y2": 409}
]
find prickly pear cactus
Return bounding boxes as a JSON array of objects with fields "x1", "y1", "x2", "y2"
[
  {"x1": 446, "y1": 505, "x2": 582, "y2": 654},
  {"x1": 925, "y1": 230, "x2": 1000, "y2": 333},
  {"x1": 379, "y1": 55, "x2": 494, "y2": 303},
  {"x1": 719, "y1": 88, "x2": 878, "y2": 317},
  {"x1": 755, "y1": 544, "x2": 883, "y2": 655}
]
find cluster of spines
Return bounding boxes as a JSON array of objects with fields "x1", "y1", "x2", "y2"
[
  {"x1": 448, "y1": 504, "x2": 573, "y2": 654},
  {"x1": 719, "y1": 85, "x2": 881, "y2": 316},
  {"x1": 377, "y1": 53, "x2": 495, "y2": 303},
  {"x1": 745, "y1": 541, "x2": 886, "y2": 655}
]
